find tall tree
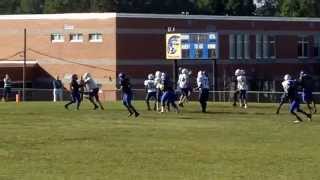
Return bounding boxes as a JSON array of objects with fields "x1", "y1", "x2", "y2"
[
  {"x1": 195, "y1": 0, "x2": 226, "y2": 15},
  {"x1": 20, "y1": 0, "x2": 44, "y2": 14},
  {"x1": 255, "y1": 0, "x2": 279, "y2": 16},
  {"x1": 279, "y1": 0, "x2": 320, "y2": 17},
  {"x1": 43, "y1": 0, "x2": 69, "y2": 13},
  {"x1": 0, "y1": 0, "x2": 20, "y2": 14},
  {"x1": 225, "y1": 0, "x2": 256, "y2": 16}
]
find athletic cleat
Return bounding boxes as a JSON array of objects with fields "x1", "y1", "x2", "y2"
[
  {"x1": 293, "y1": 120, "x2": 302, "y2": 124},
  {"x1": 64, "y1": 105, "x2": 69, "y2": 110},
  {"x1": 128, "y1": 112, "x2": 134, "y2": 117},
  {"x1": 244, "y1": 104, "x2": 248, "y2": 109},
  {"x1": 307, "y1": 114, "x2": 312, "y2": 121},
  {"x1": 134, "y1": 112, "x2": 140, "y2": 118}
]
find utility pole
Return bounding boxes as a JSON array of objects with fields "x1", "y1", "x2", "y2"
[{"x1": 23, "y1": 28, "x2": 27, "y2": 101}]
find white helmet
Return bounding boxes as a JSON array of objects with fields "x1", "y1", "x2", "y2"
[
  {"x1": 161, "y1": 72, "x2": 166, "y2": 80},
  {"x1": 83, "y1": 72, "x2": 91, "y2": 80},
  {"x1": 155, "y1": 71, "x2": 161, "y2": 78},
  {"x1": 235, "y1": 69, "x2": 241, "y2": 76},
  {"x1": 284, "y1": 74, "x2": 291, "y2": 81},
  {"x1": 182, "y1": 68, "x2": 188, "y2": 75},
  {"x1": 148, "y1": 73, "x2": 154, "y2": 80},
  {"x1": 197, "y1": 70, "x2": 203, "y2": 78}
]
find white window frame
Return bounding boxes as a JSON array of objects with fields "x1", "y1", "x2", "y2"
[
  {"x1": 70, "y1": 33, "x2": 83, "y2": 43},
  {"x1": 256, "y1": 34, "x2": 276, "y2": 59},
  {"x1": 51, "y1": 33, "x2": 64, "y2": 43},
  {"x1": 314, "y1": 35, "x2": 320, "y2": 58},
  {"x1": 298, "y1": 36, "x2": 309, "y2": 59},
  {"x1": 89, "y1": 33, "x2": 103, "y2": 43}
]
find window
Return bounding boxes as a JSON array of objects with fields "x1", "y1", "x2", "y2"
[
  {"x1": 51, "y1": 33, "x2": 64, "y2": 43},
  {"x1": 89, "y1": 33, "x2": 103, "y2": 42},
  {"x1": 70, "y1": 33, "x2": 83, "y2": 43},
  {"x1": 256, "y1": 34, "x2": 276, "y2": 59},
  {"x1": 229, "y1": 34, "x2": 250, "y2": 60},
  {"x1": 298, "y1": 36, "x2": 309, "y2": 58},
  {"x1": 314, "y1": 35, "x2": 320, "y2": 58}
]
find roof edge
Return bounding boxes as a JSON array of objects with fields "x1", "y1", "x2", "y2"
[
  {"x1": 0, "y1": 13, "x2": 116, "y2": 20},
  {"x1": 116, "y1": 13, "x2": 320, "y2": 22},
  {"x1": 0, "y1": 12, "x2": 319, "y2": 22}
]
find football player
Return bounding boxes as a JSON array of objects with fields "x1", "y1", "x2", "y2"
[
  {"x1": 65, "y1": 74, "x2": 83, "y2": 110},
  {"x1": 276, "y1": 74, "x2": 291, "y2": 114},
  {"x1": 119, "y1": 73, "x2": 139, "y2": 117},
  {"x1": 178, "y1": 68, "x2": 189, "y2": 107},
  {"x1": 160, "y1": 73, "x2": 179, "y2": 113},
  {"x1": 144, "y1": 73, "x2": 157, "y2": 111},
  {"x1": 237, "y1": 70, "x2": 248, "y2": 109},
  {"x1": 299, "y1": 71, "x2": 317, "y2": 114},
  {"x1": 286, "y1": 79, "x2": 312, "y2": 123},
  {"x1": 83, "y1": 73, "x2": 105, "y2": 110},
  {"x1": 197, "y1": 71, "x2": 210, "y2": 113}
]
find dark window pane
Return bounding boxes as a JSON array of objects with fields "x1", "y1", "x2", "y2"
[
  {"x1": 269, "y1": 42, "x2": 275, "y2": 58},
  {"x1": 304, "y1": 43, "x2": 309, "y2": 57},
  {"x1": 298, "y1": 43, "x2": 303, "y2": 57}
]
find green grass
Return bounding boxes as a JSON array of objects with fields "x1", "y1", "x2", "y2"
[{"x1": 0, "y1": 101, "x2": 319, "y2": 180}]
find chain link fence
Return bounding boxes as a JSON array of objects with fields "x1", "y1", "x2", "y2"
[{"x1": 1, "y1": 88, "x2": 320, "y2": 103}]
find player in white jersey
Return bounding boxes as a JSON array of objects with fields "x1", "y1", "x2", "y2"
[
  {"x1": 178, "y1": 68, "x2": 189, "y2": 107},
  {"x1": 197, "y1": 71, "x2": 210, "y2": 113},
  {"x1": 83, "y1": 73, "x2": 104, "y2": 110},
  {"x1": 144, "y1": 74, "x2": 157, "y2": 111},
  {"x1": 232, "y1": 69, "x2": 241, "y2": 106},
  {"x1": 237, "y1": 70, "x2": 248, "y2": 108},
  {"x1": 154, "y1": 71, "x2": 163, "y2": 111},
  {"x1": 276, "y1": 74, "x2": 291, "y2": 114}
]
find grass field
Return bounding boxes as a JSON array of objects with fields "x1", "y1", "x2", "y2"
[{"x1": 0, "y1": 101, "x2": 319, "y2": 180}]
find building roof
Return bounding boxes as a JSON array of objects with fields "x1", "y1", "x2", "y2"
[
  {"x1": 0, "y1": 12, "x2": 319, "y2": 22},
  {"x1": 0, "y1": 13, "x2": 116, "y2": 20},
  {"x1": 117, "y1": 13, "x2": 320, "y2": 22}
]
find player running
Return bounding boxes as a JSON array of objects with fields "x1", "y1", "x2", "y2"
[
  {"x1": 83, "y1": 73, "x2": 105, "y2": 110},
  {"x1": 197, "y1": 71, "x2": 210, "y2": 113},
  {"x1": 154, "y1": 71, "x2": 163, "y2": 111},
  {"x1": 299, "y1": 71, "x2": 317, "y2": 114},
  {"x1": 237, "y1": 70, "x2": 248, "y2": 109},
  {"x1": 144, "y1": 73, "x2": 157, "y2": 111},
  {"x1": 276, "y1": 74, "x2": 291, "y2": 114},
  {"x1": 160, "y1": 73, "x2": 179, "y2": 113},
  {"x1": 232, "y1": 69, "x2": 241, "y2": 106},
  {"x1": 118, "y1": 73, "x2": 140, "y2": 117},
  {"x1": 65, "y1": 74, "x2": 82, "y2": 110},
  {"x1": 178, "y1": 68, "x2": 189, "y2": 107},
  {"x1": 286, "y1": 79, "x2": 312, "y2": 123}
]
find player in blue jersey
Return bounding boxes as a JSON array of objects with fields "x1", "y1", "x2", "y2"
[
  {"x1": 160, "y1": 73, "x2": 179, "y2": 113},
  {"x1": 65, "y1": 74, "x2": 83, "y2": 110},
  {"x1": 119, "y1": 73, "x2": 140, "y2": 117},
  {"x1": 286, "y1": 79, "x2": 312, "y2": 123},
  {"x1": 144, "y1": 73, "x2": 157, "y2": 111},
  {"x1": 299, "y1": 71, "x2": 317, "y2": 114}
]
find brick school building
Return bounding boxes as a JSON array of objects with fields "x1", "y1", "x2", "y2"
[{"x1": 0, "y1": 13, "x2": 319, "y2": 100}]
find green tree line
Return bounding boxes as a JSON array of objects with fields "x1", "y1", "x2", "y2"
[{"x1": 0, "y1": 0, "x2": 319, "y2": 17}]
